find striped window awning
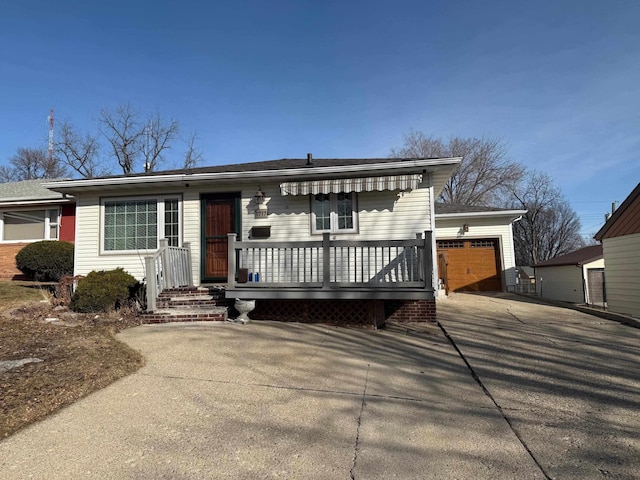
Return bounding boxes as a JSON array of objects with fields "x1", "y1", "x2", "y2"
[{"x1": 280, "y1": 174, "x2": 422, "y2": 196}]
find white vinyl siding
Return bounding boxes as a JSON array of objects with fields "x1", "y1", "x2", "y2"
[
  {"x1": 435, "y1": 216, "x2": 518, "y2": 292},
  {"x1": 602, "y1": 233, "x2": 640, "y2": 318},
  {"x1": 73, "y1": 177, "x2": 435, "y2": 285},
  {"x1": 242, "y1": 180, "x2": 433, "y2": 243}
]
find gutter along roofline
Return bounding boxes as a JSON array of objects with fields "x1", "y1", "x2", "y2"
[{"x1": 42, "y1": 157, "x2": 462, "y2": 193}]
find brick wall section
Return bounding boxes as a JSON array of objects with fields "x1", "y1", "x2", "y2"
[
  {"x1": 0, "y1": 243, "x2": 29, "y2": 280},
  {"x1": 384, "y1": 299, "x2": 437, "y2": 323}
]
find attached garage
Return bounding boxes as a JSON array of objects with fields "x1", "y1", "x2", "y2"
[
  {"x1": 437, "y1": 238, "x2": 502, "y2": 292},
  {"x1": 434, "y1": 203, "x2": 527, "y2": 295}
]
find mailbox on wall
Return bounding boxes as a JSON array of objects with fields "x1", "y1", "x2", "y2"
[{"x1": 250, "y1": 226, "x2": 271, "y2": 239}]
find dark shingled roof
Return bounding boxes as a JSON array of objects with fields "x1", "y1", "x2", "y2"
[
  {"x1": 434, "y1": 202, "x2": 519, "y2": 214},
  {"x1": 533, "y1": 245, "x2": 603, "y2": 268},
  {"x1": 102, "y1": 157, "x2": 447, "y2": 180}
]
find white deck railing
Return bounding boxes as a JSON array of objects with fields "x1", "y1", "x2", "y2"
[
  {"x1": 144, "y1": 239, "x2": 193, "y2": 311},
  {"x1": 227, "y1": 232, "x2": 433, "y2": 290}
]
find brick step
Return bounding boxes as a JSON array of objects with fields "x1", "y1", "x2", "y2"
[
  {"x1": 141, "y1": 306, "x2": 228, "y2": 324},
  {"x1": 158, "y1": 287, "x2": 210, "y2": 297},
  {"x1": 156, "y1": 295, "x2": 218, "y2": 308}
]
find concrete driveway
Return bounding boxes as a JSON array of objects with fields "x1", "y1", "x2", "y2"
[{"x1": 1, "y1": 293, "x2": 639, "y2": 479}]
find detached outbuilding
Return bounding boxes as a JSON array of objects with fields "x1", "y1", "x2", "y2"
[
  {"x1": 533, "y1": 245, "x2": 605, "y2": 306},
  {"x1": 595, "y1": 183, "x2": 640, "y2": 318}
]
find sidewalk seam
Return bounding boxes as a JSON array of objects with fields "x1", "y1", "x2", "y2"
[
  {"x1": 349, "y1": 363, "x2": 370, "y2": 480},
  {"x1": 437, "y1": 320, "x2": 553, "y2": 480}
]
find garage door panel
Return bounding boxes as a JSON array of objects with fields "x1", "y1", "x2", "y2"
[{"x1": 437, "y1": 239, "x2": 502, "y2": 292}]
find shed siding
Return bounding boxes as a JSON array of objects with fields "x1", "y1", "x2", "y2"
[
  {"x1": 435, "y1": 217, "x2": 518, "y2": 290},
  {"x1": 536, "y1": 265, "x2": 584, "y2": 303},
  {"x1": 602, "y1": 233, "x2": 640, "y2": 318}
]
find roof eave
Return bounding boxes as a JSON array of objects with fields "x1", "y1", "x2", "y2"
[
  {"x1": 435, "y1": 210, "x2": 527, "y2": 221},
  {"x1": 0, "y1": 198, "x2": 73, "y2": 207},
  {"x1": 595, "y1": 182, "x2": 640, "y2": 240},
  {"x1": 43, "y1": 157, "x2": 462, "y2": 193}
]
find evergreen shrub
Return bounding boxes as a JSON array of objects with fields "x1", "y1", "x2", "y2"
[
  {"x1": 70, "y1": 268, "x2": 139, "y2": 313},
  {"x1": 15, "y1": 240, "x2": 74, "y2": 282}
]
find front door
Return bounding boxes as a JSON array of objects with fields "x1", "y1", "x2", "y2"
[{"x1": 201, "y1": 194, "x2": 240, "y2": 282}]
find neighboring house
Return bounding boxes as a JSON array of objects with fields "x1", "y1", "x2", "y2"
[
  {"x1": 0, "y1": 179, "x2": 75, "y2": 279},
  {"x1": 44, "y1": 156, "x2": 461, "y2": 324},
  {"x1": 434, "y1": 203, "x2": 526, "y2": 294},
  {"x1": 533, "y1": 245, "x2": 605, "y2": 305},
  {"x1": 595, "y1": 182, "x2": 640, "y2": 318}
]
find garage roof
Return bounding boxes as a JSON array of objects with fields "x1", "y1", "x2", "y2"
[{"x1": 533, "y1": 245, "x2": 603, "y2": 268}]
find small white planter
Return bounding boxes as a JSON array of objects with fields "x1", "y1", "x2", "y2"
[{"x1": 234, "y1": 299, "x2": 256, "y2": 324}]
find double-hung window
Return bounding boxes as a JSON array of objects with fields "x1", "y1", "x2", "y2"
[
  {"x1": 311, "y1": 192, "x2": 358, "y2": 234},
  {"x1": 102, "y1": 196, "x2": 181, "y2": 252}
]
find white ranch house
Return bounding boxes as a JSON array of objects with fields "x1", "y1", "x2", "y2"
[{"x1": 44, "y1": 156, "x2": 524, "y2": 325}]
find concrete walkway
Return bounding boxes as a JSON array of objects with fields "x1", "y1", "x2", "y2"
[
  {"x1": 1, "y1": 293, "x2": 639, "y2": 479},
  {"x1": 437, "y1": 292, "x2": 640, "y2": 480}
]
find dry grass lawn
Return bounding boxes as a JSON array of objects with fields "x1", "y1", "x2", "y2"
[{"x1": 0, "y1": 282, "x2": 144, "y2": 439}]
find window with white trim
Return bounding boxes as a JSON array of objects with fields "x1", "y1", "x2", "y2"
[
  {"x1": 102, "y1": 196, "x2": 181, "y2": 252},
  {"x1": 311, "y1": 192, "x2": 358, "y2": 234},
  {"x1": 0, "y1": 209, "x2": 59, "y2": 242}
]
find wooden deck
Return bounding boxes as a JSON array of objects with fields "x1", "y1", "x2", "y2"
[{"x1": 225, "y1": 232, "x2": 435, "y2": 300}]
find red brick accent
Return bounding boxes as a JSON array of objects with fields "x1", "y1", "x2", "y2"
[
  {"x1": 384, "y1": 299, "x2": 437, "y2": 323},
  {"x1": 142, "y1": 311, "x2": 227, "y2": 324},
  {"x1": 0, "y1": 243, "x2": 29, "y2": 280}
]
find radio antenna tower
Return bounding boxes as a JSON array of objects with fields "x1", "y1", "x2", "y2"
[{"x1": 48, "y1": 108, "x2": 54, "y2": 162}]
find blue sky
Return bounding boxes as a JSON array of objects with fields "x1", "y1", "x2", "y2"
[{"x1": 1, "y1": 0, "x2": 638, "y2": 240}]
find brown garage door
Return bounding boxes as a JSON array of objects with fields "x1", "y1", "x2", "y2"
[{"x1": 437, "y1": 239, "x2": 502, "y2": 292}]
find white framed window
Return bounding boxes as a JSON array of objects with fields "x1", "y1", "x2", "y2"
[
  {"x1": 311, "y1": 192, "x2": 358, "y2": 234},
  {"x1": 0, "y1": 209, "x2": 59, "y2": 242},
  {"x1": 102, "y1": 196, "x2": 181, "y2": 253}
]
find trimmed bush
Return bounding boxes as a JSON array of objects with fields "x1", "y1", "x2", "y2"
[
  {"x1": 70, "y1": 268, "x2": 139, "y2": 313},
  {"x1": 15, "y1": 240, "x2": 74, "y2": 282}
]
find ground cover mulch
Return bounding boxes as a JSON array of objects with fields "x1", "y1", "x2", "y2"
[{"x1": 0, "y1": 302, "x2": 144, "y2": 439}]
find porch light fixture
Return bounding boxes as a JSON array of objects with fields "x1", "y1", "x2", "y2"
[
  {"x1": 254, "y1": 186, "x2": 265, "y2": 204},
  {"x1": 463, "y1": 223, "x2": 469, "y2": 233},
  {"x1": 254, "y1": 186, "x2": 268, "y2": 218}
]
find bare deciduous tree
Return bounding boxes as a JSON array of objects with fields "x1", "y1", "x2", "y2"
[
  {"x1": 98, "y1": 104, "x2": 183, "y2": 174},
  {"x1": 182, "y1": 132, "x2": 204, "y2": 169},
  {"x1": 140, "y1": 111, "x2": 180, "y2": 172},
  {"x1": 99, "y1": 104, "x2": 144, "y2": 175},
  {"x1": 510, "y1": 171, "x2": 584, "y2": 265},
  {"x1": 390, "y1": 130, "x2": 525, "y2": 206},
  {"x1": 55, "y1": 121, "x2": 106, "y2": 178},
  {"x1": 0, "y1": 147, "x2": 68, "y2": 182}
]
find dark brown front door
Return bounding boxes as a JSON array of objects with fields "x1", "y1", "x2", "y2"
[{"x1": 202, "y1": 194, "x2": 239, "y2": 282}]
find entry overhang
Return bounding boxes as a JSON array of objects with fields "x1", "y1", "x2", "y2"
[{"x1": 280, "y1": 174, "x2": 423, "y2": 196}]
